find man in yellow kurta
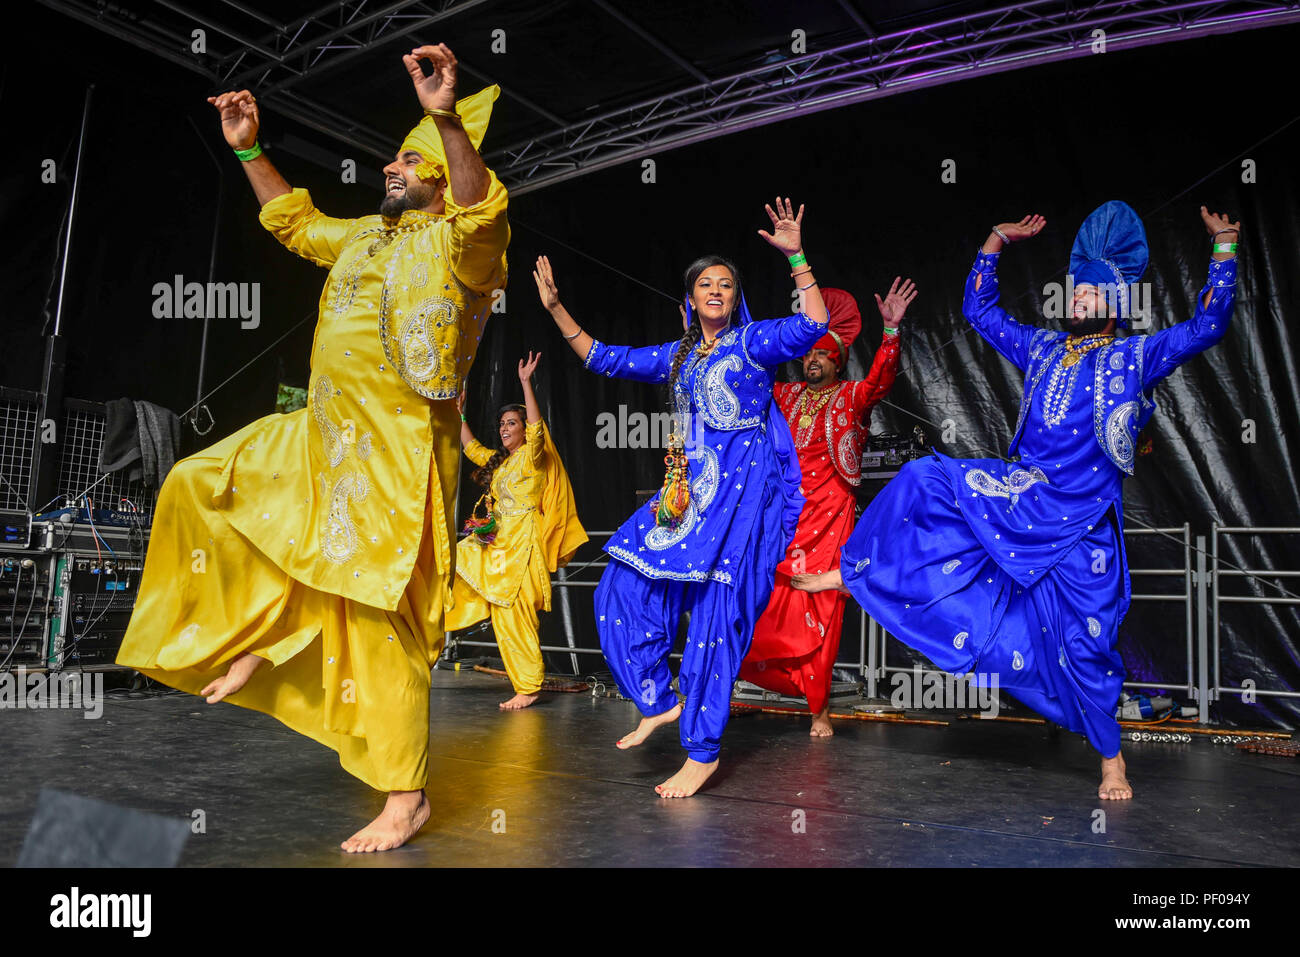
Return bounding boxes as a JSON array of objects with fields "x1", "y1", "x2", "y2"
[{"x1": 115, "y1": 43, "x2": 508, "y2": 853}]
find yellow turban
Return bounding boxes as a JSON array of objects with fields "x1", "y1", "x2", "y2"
[{"x1": 400, "y1": 84, "x2": 499, "y2": 180}]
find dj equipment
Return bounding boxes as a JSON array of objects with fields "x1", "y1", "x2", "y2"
[
  {"x1": 0, "y1": 554, "x2": 55, "y2": 668},
  {"x1": 860, "y1": 426, "x2": 930, "y2": 475}
]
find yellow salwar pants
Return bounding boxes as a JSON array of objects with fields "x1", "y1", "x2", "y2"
[
  {"x1": 116, "y1": 402, "x2": 460, "y2": 793},
  {"x1": 444, "y1": 544, "x2": 548, "y2": 695}
]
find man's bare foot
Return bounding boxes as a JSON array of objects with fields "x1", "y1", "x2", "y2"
[
  {"x1": 340, "y1": 789, "x2": 430, "y2": 853},
  {"x1": 1099, "y1": 752, "x2": 1133, "y2": 800},
  {"x1": 500, "y1": 692, "x2": 539, "y2": 710},
  {"x1": 200, "y1": 653, "x2": 266, "y2": 704},
  {"x1": 791, "y1": 569, "x2": 847, "y2": 594},
  {"x1": 616, "y1": 701, "x2": 682, "y2": 749},
  {"x1": 655, "y1": 757, "x2": 719, "y2": 798},
  {"x1": 810, "y1": 704, "x2": 834, "y2": 737}
]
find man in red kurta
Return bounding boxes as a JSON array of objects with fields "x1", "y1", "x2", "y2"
[{"x1": 740, "y1": 282, "x2": 914, "y2": 736}]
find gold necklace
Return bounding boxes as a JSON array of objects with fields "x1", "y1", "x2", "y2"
[
  {"x1": 795, "y1": 383, "x2": 837, "y2": 430},
  {"x1": 1060, "y1": 333, "x2": 1114, "y2": 368}
]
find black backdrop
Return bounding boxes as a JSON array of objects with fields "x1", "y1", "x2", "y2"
[{"x1": 6, "y1": 7, "x2": 1297, "y2": 729}]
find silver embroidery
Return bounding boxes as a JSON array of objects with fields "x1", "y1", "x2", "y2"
[
  {"x1": 1087, "y1": 616, "x2": 1102, "y2": 638},
  {"x1": 964, "y1": 465, "x2": 1049, "y2": 499},
  {"x1": 319, "y1": 471, "x2": 370, "y2": 564},
  {"x1": 1011, "y1": 650, "x2": 1025, "y2": 671},
  {"x1": 645, "y1": 445, "x2": 719, "y2": 550},
  {"x1": 1105, "y1": 401, "x2": 1138, "y2": 467},
  {"x1": 953, "y1": 631, "x2": 968, "y2": 649},
  {"x1": 699, "y1": 353, "x2": 744, "y2": 428},
  {"x1": 329, "y1": 253, "x2": 365, "y2": 319},
  {"x1": 312, "y1": 377, "x2": 345, "y2": 468},
  {"x1": 942, "y1": 559, "x2": 962, "y2": 575},
  {"x1": 356, "y1": 433, "x2": 373, "y2": 461}
]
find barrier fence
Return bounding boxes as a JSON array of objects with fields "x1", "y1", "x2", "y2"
[{"x1": 444, "y1": 522, "x2": 1299, "y2": 724}]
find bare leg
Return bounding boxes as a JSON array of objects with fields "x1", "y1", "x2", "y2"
[
  {"x1": 500, "y1": 692, "x2": 540, "y2": 710},
  {"x1": 616, "y1": 701, "x2": 682, "y2": 749},
  {"x1": 340, "y1": 789, "x2": 431, "y2": 853},
  {"x1": 200, "y1": 653, "x2": 266, "y2": 704},
  {"x1": 656, "y1": 757, "x2": 719, "y2": 797},
  {"x1": 1099, "y1": 751, "x2": 1133, "y2": 800},
  {"x1": 809, "y1": 703, "x2": 834, "y2": 737},
  {"x1": 791, "y1": 569, "x2": 847, "y2": 595}
]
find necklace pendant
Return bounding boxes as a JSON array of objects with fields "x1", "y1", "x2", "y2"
[
  {"x1": 1061, "y1": 352, "x2": 1080, "y2": 369},
  {"x1": 798, "y1": 414, "x2": 813, "y2": 430}
]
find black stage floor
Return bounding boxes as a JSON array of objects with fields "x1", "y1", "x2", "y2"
[{"x1": 3, "y1": 670, "x2": 1297, "y2": 867}]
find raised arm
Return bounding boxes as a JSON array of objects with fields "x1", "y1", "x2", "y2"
[
  {"x1": 962, "y1": 215, "x2": 1049, "y2": 371},
  {"x1": 532, "y1": 255, "x2": 677, "y2": 381},
  {"x1": 518, "y1": 352, "x2": 542, "y2": 424},
  {"x1": 405, "y1": 45, "x2": 507, "y2": 293},
  {"x1": 1141, "y1": 207, "x2": 1241, "y2": 391},
  {"x1": 456, "y1": 390, "x2": 475, "y2": 448},
  {"x1": 851, "y1": 277, "x2": 912, "y2": 414},
  {"x1": 208, "y1": 90, "x2": 291, "y2": 207},
  {"x1": 534, "y1": 255, "x2": 593, "y2": 361},
  {"x1": 741, "y1": 197, "x2": 831, "y2": 365}
]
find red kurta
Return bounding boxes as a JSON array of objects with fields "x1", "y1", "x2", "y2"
[{"x1": 740, "y1": 332, "x2": 901, "y2": 712}]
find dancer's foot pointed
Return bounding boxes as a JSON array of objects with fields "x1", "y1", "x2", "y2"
[{"x1": 616, "y1": 701, "x2": 681, "y2": 749}]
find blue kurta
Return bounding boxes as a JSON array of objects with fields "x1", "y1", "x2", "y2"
[
  {"x1": 841, "y1": 251, "x2": 1238, "y2": 756},
  {"x1": 586, "y1": 311, "x2": 827, "y2": 761}
]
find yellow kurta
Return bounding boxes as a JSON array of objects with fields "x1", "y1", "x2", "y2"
[
  {"x1": 116, "y1": 171, "x2": 510, "y2": 792},
  {"x1": 445, "y1": 420, "x2": 589, "y2": 694},
  {"x1": 456, "y1": 419, "x2": 550, "y2": 610}
]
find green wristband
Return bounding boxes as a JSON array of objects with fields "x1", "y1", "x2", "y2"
[
  {"x1": 1213, "y1": 242, "x2": 1238, "y2": 253},
  {"x1": 460, "y1": 413, "x2": 467, "y2": 423},
  {"x1": 233, "y1": 142, "x2": 263, "y2": 162},
  {"x1": 883, "y1": 326, "x2": 899, "y2": 337},
  {"x1": 788, "y1": 252, "x2": 807, "y2": 268}
]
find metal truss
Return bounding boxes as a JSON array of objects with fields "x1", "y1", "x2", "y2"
[
  {"x1": 490, "y1": 0, "x2": 1300, "y2": 195},
  {"x1": 38, "y1": 0, "x2": 1300, "y2": 192},
  {"x1": 38, "y1": 0, "x2": 500, "y2": 163}
]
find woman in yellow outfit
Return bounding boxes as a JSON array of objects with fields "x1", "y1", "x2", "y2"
[{"x1": 445, "y1": 351, "x2": 587, "y2": 708}]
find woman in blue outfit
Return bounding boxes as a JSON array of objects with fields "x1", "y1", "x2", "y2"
[
  {"x1": 532, "y1": 198, "x2": 830, "y2": 797},
  {"x1": 795, "y1": 202, "x2": 1240, "y2": 801}
]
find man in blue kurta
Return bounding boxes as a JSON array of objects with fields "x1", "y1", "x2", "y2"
[{"x1": 794, "y1": 202, "x2": 1241, "y2": 799}]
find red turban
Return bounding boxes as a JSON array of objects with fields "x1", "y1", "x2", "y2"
[{"x1": 811, "y1": 287, "x2": 862, "y2": 366}]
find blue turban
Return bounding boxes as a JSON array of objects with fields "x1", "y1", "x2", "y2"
[{"x1": 1069, "y1": 200, "x2": 1149, "y2": 328}]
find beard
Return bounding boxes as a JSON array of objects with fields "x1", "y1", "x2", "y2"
[
  {"x1": 378, "y1": 181, "x2": 437, "y2": 218},
  {"x1": 1064, "y1": 313, "x2": 1113, "y2": 336},
  {"x1": 804, "y1": 363, "x2": 833, "y2": 387}
]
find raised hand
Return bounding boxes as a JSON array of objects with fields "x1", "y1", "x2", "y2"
[
  {"x1": 533, "y1": 255, "x2": 560, "y2": 310},
  {"x1": 757, "y1": 197, "x2": 806, "y2": 256},
  {"x1": 403, "y1": 43, "x2": 458, "y2": 113},
  {"x1": 996, "y1": 214, "x2": 1046, "y2": 243},
  {"x1": 518, "y1": 350, "x2": 542, "y2": 382},
  {"x1": 874, "y1": 277, "x2": 918, "y2": 329},
  {"x1": 1200, "y1": 205, "x2": 1241, "y2": 239},
  {"x1": 207, "y1": 90, "x2": 259, "y2": 150}
]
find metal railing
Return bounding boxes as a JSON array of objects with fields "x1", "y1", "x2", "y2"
[{"x1": 1212, "y1": 525, "x2": 1300, "y2": 702}]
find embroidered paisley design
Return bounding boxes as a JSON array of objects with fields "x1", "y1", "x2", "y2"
[
  {"x1": 319, "y1": 471, "x2": 370, "y2": 564},
  {"x1": 964, "y1": 465, "x2": 1049, "y2": 499},
  {"x1": 646, "y1": 445, "x2": 719, "y2": 550},
  {"x1": 1087, "y1": 616, "x2": 1102, "y2": 638},
  {"x1": 1011, "y1": 650, "x2": 1025, "y2": 671},
  {"x1": 313, "y1": 377, "x2": 346, "y2": 468},
  {"x1": 330, "y1": 253, "x2": 365, "y2": 319},
  {"x1": 699, "y1": 354, "x2": 744, "y2": 428},
  {"x1": 942, "y1": 559, "x2": 962, "y2": 575},
  {"x1": 1105, "y1": 401, "x2": 1138, "y2": 469},
  {"x1": 953, "y1": 631, "x2": 968, "y2": 649},
  {"x1": 854, "y1": 556, "x2": 871, "y2": 572}
]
